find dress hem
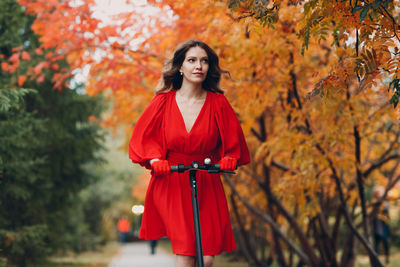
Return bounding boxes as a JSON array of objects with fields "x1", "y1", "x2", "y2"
[{"x1": 139, "y1": 235, "x2": 236, "y2": 256}]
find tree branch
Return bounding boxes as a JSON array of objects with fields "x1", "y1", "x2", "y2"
[
  {"x1": 230, "y1": 194, "x2": 267, "y2": 267},
  {"x1": 354, "y1": 125, "x2": 370, "y2": 240},
  {"x1": 370, "y1": 174, "x2": 400, "y2": 220},
  {"x1": 262, "y1": 164, "x2": 288, "y2": 267},
  {"x1": 317, "y1": 190, "x2": 337, "y2": 263},
  {"x1": 379, "y1": 5, "x2": 400, "y2": 43},
  {"x1": 363, "y1": 154, "x2": 400, "y2": 177},
  {"x1": 271, "y1": 160, "x2": 292, "y2": 172},
  {"x1": 259, "y1": 163, "x2": 320, "y2": 266}
]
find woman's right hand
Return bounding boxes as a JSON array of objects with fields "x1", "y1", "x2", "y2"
[
  {"x1": 151, "y1": 159, "x2": 170, "y2": 176},
  {"x1": 218, "y1": 157, "x2": 237, "y2": 171}
]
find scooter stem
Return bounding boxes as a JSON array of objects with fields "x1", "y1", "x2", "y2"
[{"x1": 189, "y1": 169, "x2": 204, "y2": 267}]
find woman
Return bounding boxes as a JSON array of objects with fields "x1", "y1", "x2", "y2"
[{"x1": 129, "y1": 39, "x2": 250, "y2": 267}]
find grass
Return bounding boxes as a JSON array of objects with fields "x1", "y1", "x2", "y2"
[
  {"x1": 355, "y1": 248, "x2": 400, "y2": 267},
  {"x1": 31, "y1": 243, "x2": 121, "y2": 267}
]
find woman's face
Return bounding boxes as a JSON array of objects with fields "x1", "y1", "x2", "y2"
[{"x1": 180, "y1": 46, "x2": 209, "y2": 85}]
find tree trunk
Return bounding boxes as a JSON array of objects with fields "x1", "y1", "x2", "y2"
[
  {"x1": 223, "y1": 173, "x2": 312, "y2": 266},
  {"x1": 340, "y1": 228, "x2": 356, "y2": 267},
  {"x1": 230, "y1": 194, "x2": 267, "y2": 267}
]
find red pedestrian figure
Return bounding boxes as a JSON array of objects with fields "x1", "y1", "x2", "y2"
[{"x1": 117, "y1": 216, "x2": 130, "y2": 244}]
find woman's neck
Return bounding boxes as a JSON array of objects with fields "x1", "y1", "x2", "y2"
[{"x1": 178, "y1": 81, "x2": 205, "y2": 99}]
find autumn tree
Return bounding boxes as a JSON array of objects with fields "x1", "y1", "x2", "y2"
[
  {"x1": 8, "y1": 0, "x2": 400, "y2": 266},
  {"x1": 223, "y1": 1, "x2": 400, "y2": 266}
]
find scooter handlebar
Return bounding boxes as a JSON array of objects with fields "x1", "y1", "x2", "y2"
[{"x1": 170, "y1": 162, "x2": 236, "y2": 174}]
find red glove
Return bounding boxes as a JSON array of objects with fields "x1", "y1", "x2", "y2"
[
  {"x1": 151, "y1": 160, "x2": 170, "y2": 176},
  {"x1": 219, "y1": 157, "x2": 237, "y2": 171}
]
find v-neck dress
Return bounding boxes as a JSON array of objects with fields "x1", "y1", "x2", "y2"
[{"x1": 129, "y1": 90, "x2": 250, "y2": 256}]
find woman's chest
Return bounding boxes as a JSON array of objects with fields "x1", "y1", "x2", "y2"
[
  {"x1": 175, "y1": 100, "x2": 205, "y2": 133},
  {"x1": 164, "y1": 96, "x2": 220, "y2": 152}
]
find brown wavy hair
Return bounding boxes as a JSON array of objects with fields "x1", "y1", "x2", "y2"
[{"x1": 156, "y1": 40, "x2": 228, "y2": 94}]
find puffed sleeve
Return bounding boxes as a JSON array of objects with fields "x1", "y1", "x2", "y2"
[
  {"x1": 215, "y1": 93, "x2": 250, "y2": 166},
  {"x1": 129, "y1": 93, "x2": 167, "y2": 169}
]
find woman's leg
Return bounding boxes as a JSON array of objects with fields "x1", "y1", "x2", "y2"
[
  {"x1": 203, "y1": 255, "x2": 215, "y2": 267},
  {"x1": 175, "y1": 254, "x2": 214, "y2": 267},
  {"x1": 176, "y1": 255, "x2": 195, "y2": 267}
]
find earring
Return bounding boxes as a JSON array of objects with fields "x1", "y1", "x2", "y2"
[{"x1": 180, "y1": 72, "x2": 183, "y2": 76}]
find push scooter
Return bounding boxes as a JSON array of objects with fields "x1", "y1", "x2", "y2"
[{"x1": 170, "y1": 158, "x2": 235, "y2": 267}]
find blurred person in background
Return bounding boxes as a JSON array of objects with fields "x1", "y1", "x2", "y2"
[
  {"x1": 149, "y1": 240, "x2": 158, "y2": 255},
  {"x1": 117, "y1": 216, "x2": 131, "y2": 244}
]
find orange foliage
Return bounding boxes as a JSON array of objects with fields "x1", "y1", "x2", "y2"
[
  {"x1": 21, "y1": 51, "x2": 30, "y2": 61},
  {"x1": 17, "y1": 75, "x2": 26, "y2": 86}
]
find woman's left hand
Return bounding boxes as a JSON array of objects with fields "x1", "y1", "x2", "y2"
[
  {"x1": 219, "y1": 157, "x2": 237, "y2": 171},
  {"x1": 151, "y1": 160, "x2": 171, "y2": 176}
]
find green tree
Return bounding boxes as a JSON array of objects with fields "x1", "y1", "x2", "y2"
[{"x1": 0, "y1": 0, "x2": 104, "y2": 266}]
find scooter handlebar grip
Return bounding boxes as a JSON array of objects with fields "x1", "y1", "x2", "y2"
[
  {"x1": 171, "y1": 165, "x2": 179, "y2": 172},
  {"x1": 213, "y1": 163, "x2": 237, "y2": 171}
]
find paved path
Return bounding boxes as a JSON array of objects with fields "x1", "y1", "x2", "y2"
[{"x1": 108, "y1": 241, "x2": 175, "y2": 267}]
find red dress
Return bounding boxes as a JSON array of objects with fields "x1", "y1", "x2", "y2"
[{"x1": 129, "y1": 90, "x2": 250, "y2": 256}]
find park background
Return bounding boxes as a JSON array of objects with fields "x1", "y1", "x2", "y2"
[{"x1": 1, "y1": 0, "x2": 400, "y2": 266}]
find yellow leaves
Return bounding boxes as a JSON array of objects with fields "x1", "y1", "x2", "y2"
[
  {"x1": 355, "y1": 48, "x2": 379, "y2": 79},
  {"x1": 386, "y1": 57, "x2": 400, "y2": 76},
  {"x1": 388, "y1": 187, "x2": 399, "y2": 200},
  {"x1": 254, "y1": 142, "x2": 269, "y2": 163},
  {"x1": 335, "y1": 47, "x2": 350, "y2": 60}
]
